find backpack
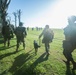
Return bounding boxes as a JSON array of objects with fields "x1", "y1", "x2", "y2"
[
  {"x1": 2, "y1": 25, "x2": 13, "y2": 39},
  {"x1": 42, "y1": 29, "x2": 54, "y2": 43},
  {"x1": 15, "y1": 27, "x2": 25, "y2": 37},
  {"x1": 4, "y1": 25, "x2": 12, "y2": 35},
  {"x1": 64, "y1": 25, "x2": 76, "y2": 42}
]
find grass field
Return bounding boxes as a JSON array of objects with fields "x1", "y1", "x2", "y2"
[{"x1": 0, "y1": 29, "x2": 76, "y2": 75}]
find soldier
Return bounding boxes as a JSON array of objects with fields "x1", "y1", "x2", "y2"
[
  {"x1": 39, "y1": 25, "x2": 54, "y2": 55},
  {"x1": 15, "y1": 22, "x2": 27, "y2": 52},
  {"x1": 2, "y1": 21, "x2": 13, "y2": 47},
  {"x1": 63, "y1": 15, "x2": 76, "y2": 70}
]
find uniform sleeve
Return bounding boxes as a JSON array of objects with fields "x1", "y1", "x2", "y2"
[
  {"x1": 64, "y1": 27, "x2": 71, "y2": 36},
  {"x1": 2, "y1": 26, "x2": 5, "y2": 35},
  {"x1": 50, "y1": 29, "x2": 54, "y2": 39},
  {"x1": 14, "y1": 27, "x2": 18, "y2": 35},
  {"x1": 64, "y1": 26, "x2": 72, "y2": 40},
  {"x1": 25, "y1": 29, "x2": 27, "y2": 35},
  {"x1": 39, "y1": 29, "x2": 45, "y2": 38},
  {"x1": 23, "y1": 27, "x2": 27, "y2": 37}
]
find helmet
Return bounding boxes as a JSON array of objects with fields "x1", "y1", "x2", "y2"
[
  {"x1": 19, "y1": 22, "x2": 23, "y2": 26},
  {"x1": 68, "y1": 15, "x2": 76, "y2": 22},
  {"x1": 45, "y1": 25, "x2": 49, "y2": 29}
]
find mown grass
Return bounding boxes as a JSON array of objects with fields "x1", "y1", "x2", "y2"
[{"x1": 0, "y1": 28, "x2": 76, "y2": 75}]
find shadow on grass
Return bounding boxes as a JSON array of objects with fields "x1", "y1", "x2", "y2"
[
  {"x1": 21, "y1": 52, "x2": 49, "y2": 75},
  {"x1": 0, "y1": 39, "x2": 4, "y2": 44},
  {"x1": 8, "y1": 51, "x2": 49, "y2": 75},
  {"x1": 0, "y1": 45, "x2": 16, "y2": 51},
  {"x1": 11, "y1": 37, "x2": 16, "y2": 40},
  {"x1": 63, "y1": 60, "x2": 76, "y2": 75},
  {"x1": 0, "y1": 70, "x2": 6, "y2": 75},
  {"x1": 9, "y1": 50, "x2": 34, "y2": 75},
  {"x1": 0, "y1": 49, "x2": 22, "y2": 60},
  {"x1": 27, "y1": 53, "x2": 49, "y2": 75}
]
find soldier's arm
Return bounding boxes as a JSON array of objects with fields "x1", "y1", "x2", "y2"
[
  {"x1": 64, "y1": 27, "x2": 72, "y2": 40},
  {"x1": 14, "y1": 27, "x2": 18, "y2": 35},
  {"x1": 39, "y1": 29, "x2": 44, "y2": 38},
  {"x1": 50, "y1": 29, "x2": 54, "y2": 39},
  {"x1": 25, "y1": 30, "x2": 27, "y2": 36},
  {"x1": 24, "y1": 28, "x2": 27, "y2": 37}
]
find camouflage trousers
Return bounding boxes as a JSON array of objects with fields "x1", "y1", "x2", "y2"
[
  {"x1": 44, "y1": 42, "x2": 50, "y2": 53},
  {"x1": 16, "y1": 36, "x2": 25, "y2": 50},
  {"x1": 3, "y1": 35, "x2": 11, "y2": 47}
]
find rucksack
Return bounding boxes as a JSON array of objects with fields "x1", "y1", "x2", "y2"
[
  {"x1": 64, "y1": 25, "x2": 76, "y2": 42},
  {"x1": 4, "y1": 25, "x2": 12, "y2": 35},
  {"x1": 43, "y1": 29, "x2": 54, "y2": 43},
  {"x1": 15, "y1": 27, "x2": 25, "y2": 37}
]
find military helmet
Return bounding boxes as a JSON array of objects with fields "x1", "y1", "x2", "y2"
[
  {"x1": 68, "y1": 15, "x2": 76, "y2": 22},
  {"x1": 19, "y1": 22, "x2": 23, "y2": 26},
  {"x1": 45, "y1": 25, "x2": 49, "y2": 29}
]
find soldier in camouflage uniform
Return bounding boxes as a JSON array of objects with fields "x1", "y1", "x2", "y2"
[
  {"x1": 2, "y1": 21, "x2": 13, "y2": 47},
  {"x1": 39, "y1": 25, "x2": 54, "y2": 55},
  {"x1": 63, "y1": 16, "x2": 76, "y2": 70},
  {"x1": 15, "y1": 22, "x2": 27, "y2": 52}
]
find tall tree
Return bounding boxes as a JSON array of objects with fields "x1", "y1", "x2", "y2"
[
  {"x1": 0, "y1": 0, "x2": 11, "y2": 25},
  {"x1": 13, "y1": 12, "x2": 17, "y2": 27},
  {"x1": 18, "y1": 9, "x2": 21, "y2": 25}
]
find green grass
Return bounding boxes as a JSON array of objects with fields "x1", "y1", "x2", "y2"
[{"x1": 0, "y1": 29, "x2": 76, "y2": 75}]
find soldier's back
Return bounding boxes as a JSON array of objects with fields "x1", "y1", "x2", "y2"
[
  {"x1": 3, "y1": 25, "x2": 11, "y2": 36},
  {"x1": 15, "y1": 26, "x2": 25, "y2": 37},
  {"x1": 64, "y1": 25, "x2": 76, "y2": 43}
]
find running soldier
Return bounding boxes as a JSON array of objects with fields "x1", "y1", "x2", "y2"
[
  {"x1": 39, "y1": 25, "x2": 54, "y2": 55},
  {"x1": 2, "y1": 21, "x2": 14, "y2": 47},
  {"x1": 63, "y1": 15, "x2": 76, "y2": 70}
]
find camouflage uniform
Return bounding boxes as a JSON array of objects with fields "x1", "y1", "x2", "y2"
[
  {"x1": 2, "y1": 22, "x2": 13, "y2": 47},
  {"x1": 63, "y1": 16, "x2": 76, "y2": 70},
  {"x1": 15, "y1": 22, "x2": 27, "y2": 51},
  {"x1": 39, "y1": 25, "x2": 54, "y2": 55}
]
